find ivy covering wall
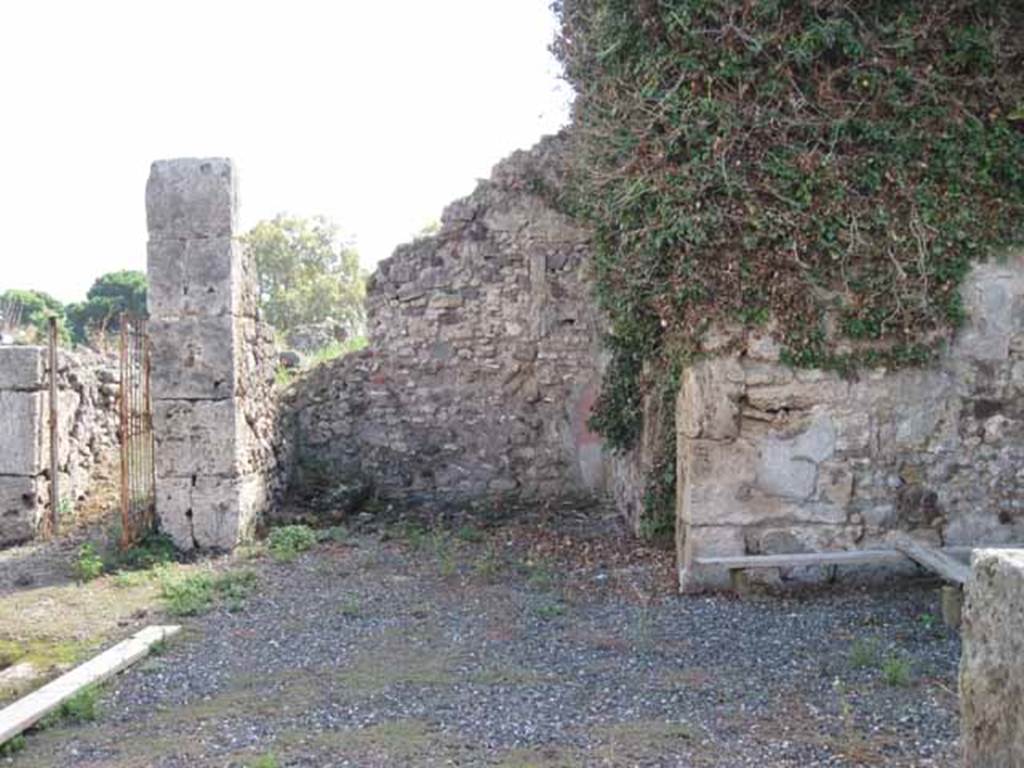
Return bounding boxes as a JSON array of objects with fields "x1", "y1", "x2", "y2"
[{"x1": 553, "y1": 0, "x2": 1024, "y2": 530}]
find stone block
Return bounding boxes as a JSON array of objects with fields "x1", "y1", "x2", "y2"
[
  {"x1": 0, "y1": 391, "x2": 43, "y2": 475},
  {"x1": 0, "y1": 346, "x2": 45, "y2": 390},
  {"x1": 156, "y1": 473, "x2": 266, "y2": 550},
  {"x1": 745, "y1": 378, "x2": 848, "y2": 411},
  {"x1": 677, "y1": 359, "x2": 743, "y2": 440},
  {"x1": 0, "y1": 475, "x2": 43, "y2": 546},
  {"x1": 148, "y1": 237, "x2": 257, "y2": 319},
  {"x1": 150, "y1": 315, "x2": 239, "y2": 400},
  {"x1": 677, "y1": 438, "x2": 758, "y2": 526},
  {"x1": 146, "y1": 158, "x2": 238, "y2": 240},
  {"x1": 960, "y1": 549, "x2": 1024, "y2": 765},
  {"x1": 677, "y1": 524, "x2": 745, "y2": 593},
  {"x1": 153, "y1": 399, "x2": 246, "y2": 477},
  {"x1": 755, "y1": 414, "x2": 836, "y2": 500}
]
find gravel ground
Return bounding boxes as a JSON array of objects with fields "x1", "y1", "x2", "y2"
[{"x1": 2, "y1": 514, "x2": 962, "y2": 767}]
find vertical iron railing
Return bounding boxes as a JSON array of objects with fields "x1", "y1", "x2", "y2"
[
  {"x1": 119, "y1": 315, "x2": 156, "y2": 548},
  {"x1": 47, "y1": 316, "x2": 60, "y2": 536}
]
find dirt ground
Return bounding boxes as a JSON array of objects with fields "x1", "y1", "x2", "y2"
[{"x1": 0, "y1": 511, "x2": 961, "y2": 767}]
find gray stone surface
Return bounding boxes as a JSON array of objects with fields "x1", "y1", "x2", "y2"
[
  {"x1": 960, "y1": 548, "x2": 1024, "y2": 766},
  {"x1": 0, "y1": 390, "x2": 43, "y2": 476},
  {"x1": 145, "y1": 158, "x2": 238, "y2": 240},
  {"x1": 150, "y1": 315, "x2": 240, "y2": 401},
  {"x1": 0, "y1": 475, "x2": 43, "y2": 546},
  {"x1": 677, "y1": 257, "x2": 1024, "y2": 590},
  {"x1": 281, "y1": 135, "x2": 611, "y2": 514},
  {"x1": 147, "y1": 156, "x2": 280, "y2": 551},
  {"x1": 147, "y1": 237, "x2": 257, "y2": 319},
  {"x1": 0, "y1": 345, "x2": 44, "y2": 390},
  {"x1": 0, "y1": 344, "x2": 117, "y2": 548}
]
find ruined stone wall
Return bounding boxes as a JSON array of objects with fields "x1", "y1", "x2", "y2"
[
  {"x1": 284, "y1": 136, "x2": 612, "y2": 512},
  {"x1": 960, "y1": 548, "x2": 1024, "y2": 765},
  {"x1": 678, "y1": 257, "x2": 1024, "y2": 590},
  {"x1": 148, "y1": 158, "x2": 281, "y2": 550},
  {"x1": 0, "y1": 345, "x2": 119, "y2": 546}
]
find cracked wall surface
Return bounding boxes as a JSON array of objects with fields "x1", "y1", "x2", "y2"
[
  {"x1": 678, "y1": 257, "x2": 1024, "y2": 590},
  {"x1": 147, "y1": 158, "x2": 280, "y2": 550}
]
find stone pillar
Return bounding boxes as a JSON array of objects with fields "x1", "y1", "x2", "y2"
[
  {"x1": 147, "y1": 158, "x2": 271, "y2": 550},
  {"x1": 960, "y1": 548, "x2": 1024, "y2": 765},
  {"x1": 0, "y1": 346, "x2": 47, "y2": 546}
]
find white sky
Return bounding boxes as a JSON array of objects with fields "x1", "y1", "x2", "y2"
[{"x1": 0, "y1": 1, "x2": 572, "y2": 302}]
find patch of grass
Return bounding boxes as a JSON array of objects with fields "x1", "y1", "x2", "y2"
[
  {"x1": 268, "y1": 525, "x2": 318, "y2": 562},
  {"x1": 0, "y1": 639, "x2": 87, "y2": 674},
  {"x1": 0, "y1": 734, "x2": 26, "y2": 756},
  {"x1": 473, "y1": 546, "x2": 504, "y2": 581},
  {"x1": 274, "y1": 364, "x2": 295, "y2": 389},
  {"x1": 113, "y1": 532, "x2": 178, "y2": 571},
  {"x1": 455, "y1": 525, "x2": 484, "y2": 543},
  {"x1": 247, "y1": 753, "x2": 280, "y2": 768},
  {"x1": 308, "y1": 336, "x2": 368, "y2": 368},
  {"x1": 339, "y1": 596, "x2": 362, "y2": 617},
  {"x1": 391, "y1": 521, "x2": 428, "y2": 550},
  {"x1": 431, "y1": 530, "x2": 457, "y2": 577},
  {"x1": 58, "y1": 685, "x2": 100, "y2": 723},
  {"x1": 882, "y1": 653, "x2": 913, "y2": 687},
  {"x1": 849, "y1": 638, "x2": 881, "y2": 670},
  {"x1": 38, "y1": 685, "x2": 101, "y2": 729},
  {"x1": 317, "y1": 525, "x2": 349, "y2": 544},
  {"x1": 112, "y1": 569, "x2": 155, "y2": 589},
  {"x1": 217, "y1": 570, "x2": 259, "y2": 613},
  {"x1": 534, "y1": 600, "x2": 567, "y2": 621},
  {"x1": 525, "y1": 560, "x2": 557, "y2": 591},
  {"x1": 157, "y1": 567, "x2": 257, "y2": 617},
  {"x1": 74, "y1": 543, "x2": 105, "y2": 583},
  {"x1": 158, "y1": 568, "x2": 214, "y2": 616}
]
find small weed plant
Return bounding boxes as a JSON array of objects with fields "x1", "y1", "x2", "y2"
[
  {"x1": 849, "y1": 638, "x2": 881, "y2": 670},
  {"x1": 882, "y1": 654, "x2": 913, "y2": 687},
  {"x1": 158, "y1": 567, "x2": 257, "y2": 616},
  {"x1": 339, "y1": 596, "x2": 362, "y2": 617},
  {"x1": 247, "y1": 753, "x2": 280, "y2": 768},
  {"x1": 59, "y1": 685, "x2": 100, "y2": 723},
  {"x1": 534, "y1": 601, "x2": 568, "y2": 621},
  {"x1": 75, "y1": 543, "x2": 105, "y2": 582},
  {"x1": 268, "y1": 525, "x2": 318, "y2": 562},
  {"x1": 0, "y1": 734, "x2": 26, "y2": 756}
]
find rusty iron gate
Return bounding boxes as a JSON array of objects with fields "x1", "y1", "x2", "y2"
[{"x1": 119, "y1": 315, "x2": 156, "y2": 548}]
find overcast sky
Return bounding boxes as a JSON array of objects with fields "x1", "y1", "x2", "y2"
[{"x1": 0, "y1": 1, "x2": 572, "y2": 302}]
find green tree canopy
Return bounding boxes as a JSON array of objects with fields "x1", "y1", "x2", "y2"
[
  {"x1": 66, "y1": 270, "x2": 148, "y2": 343},
  {"x1": 241, "y1": 214, "x2": 366, "y2": 335},
  {"x1": 0, "y1": 288, "x2": 65, "y2": 340}
]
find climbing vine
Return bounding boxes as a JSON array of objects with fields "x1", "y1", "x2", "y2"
[{"x1": 553, "y1": 0, "x2": 1024, "y2": 525}]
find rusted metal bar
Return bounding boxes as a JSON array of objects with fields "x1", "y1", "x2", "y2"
[
  {"x1": 119, "y1": 314, "x2": 130, "y2": 549},
  {"x1": 47, "y1": 316, "x2": 60, "y2": 536},
  {"x1": 118, "y1": 314, "x2": 156, "y2": 549},
  {"x1": 144, "y1": 320, "x2": 155, "y2": 531}
]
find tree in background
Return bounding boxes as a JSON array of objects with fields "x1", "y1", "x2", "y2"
[
  {"x1": 65, "y1": 270, "x2": 148, "y2": 344},
  {"x1": 241, "y1": 214, "x2": 366, "y2": 336},
  {"x1": 0, "y1": 288, "x2": 67, "y2": 342}
]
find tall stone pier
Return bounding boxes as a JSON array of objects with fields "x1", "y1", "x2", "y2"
[
  {"x1": 147, "y1": 158, "x2": 276, "y2": 550},
  {"x1": 0, "y1": 346, "x2": 47, "y2": 546}
]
